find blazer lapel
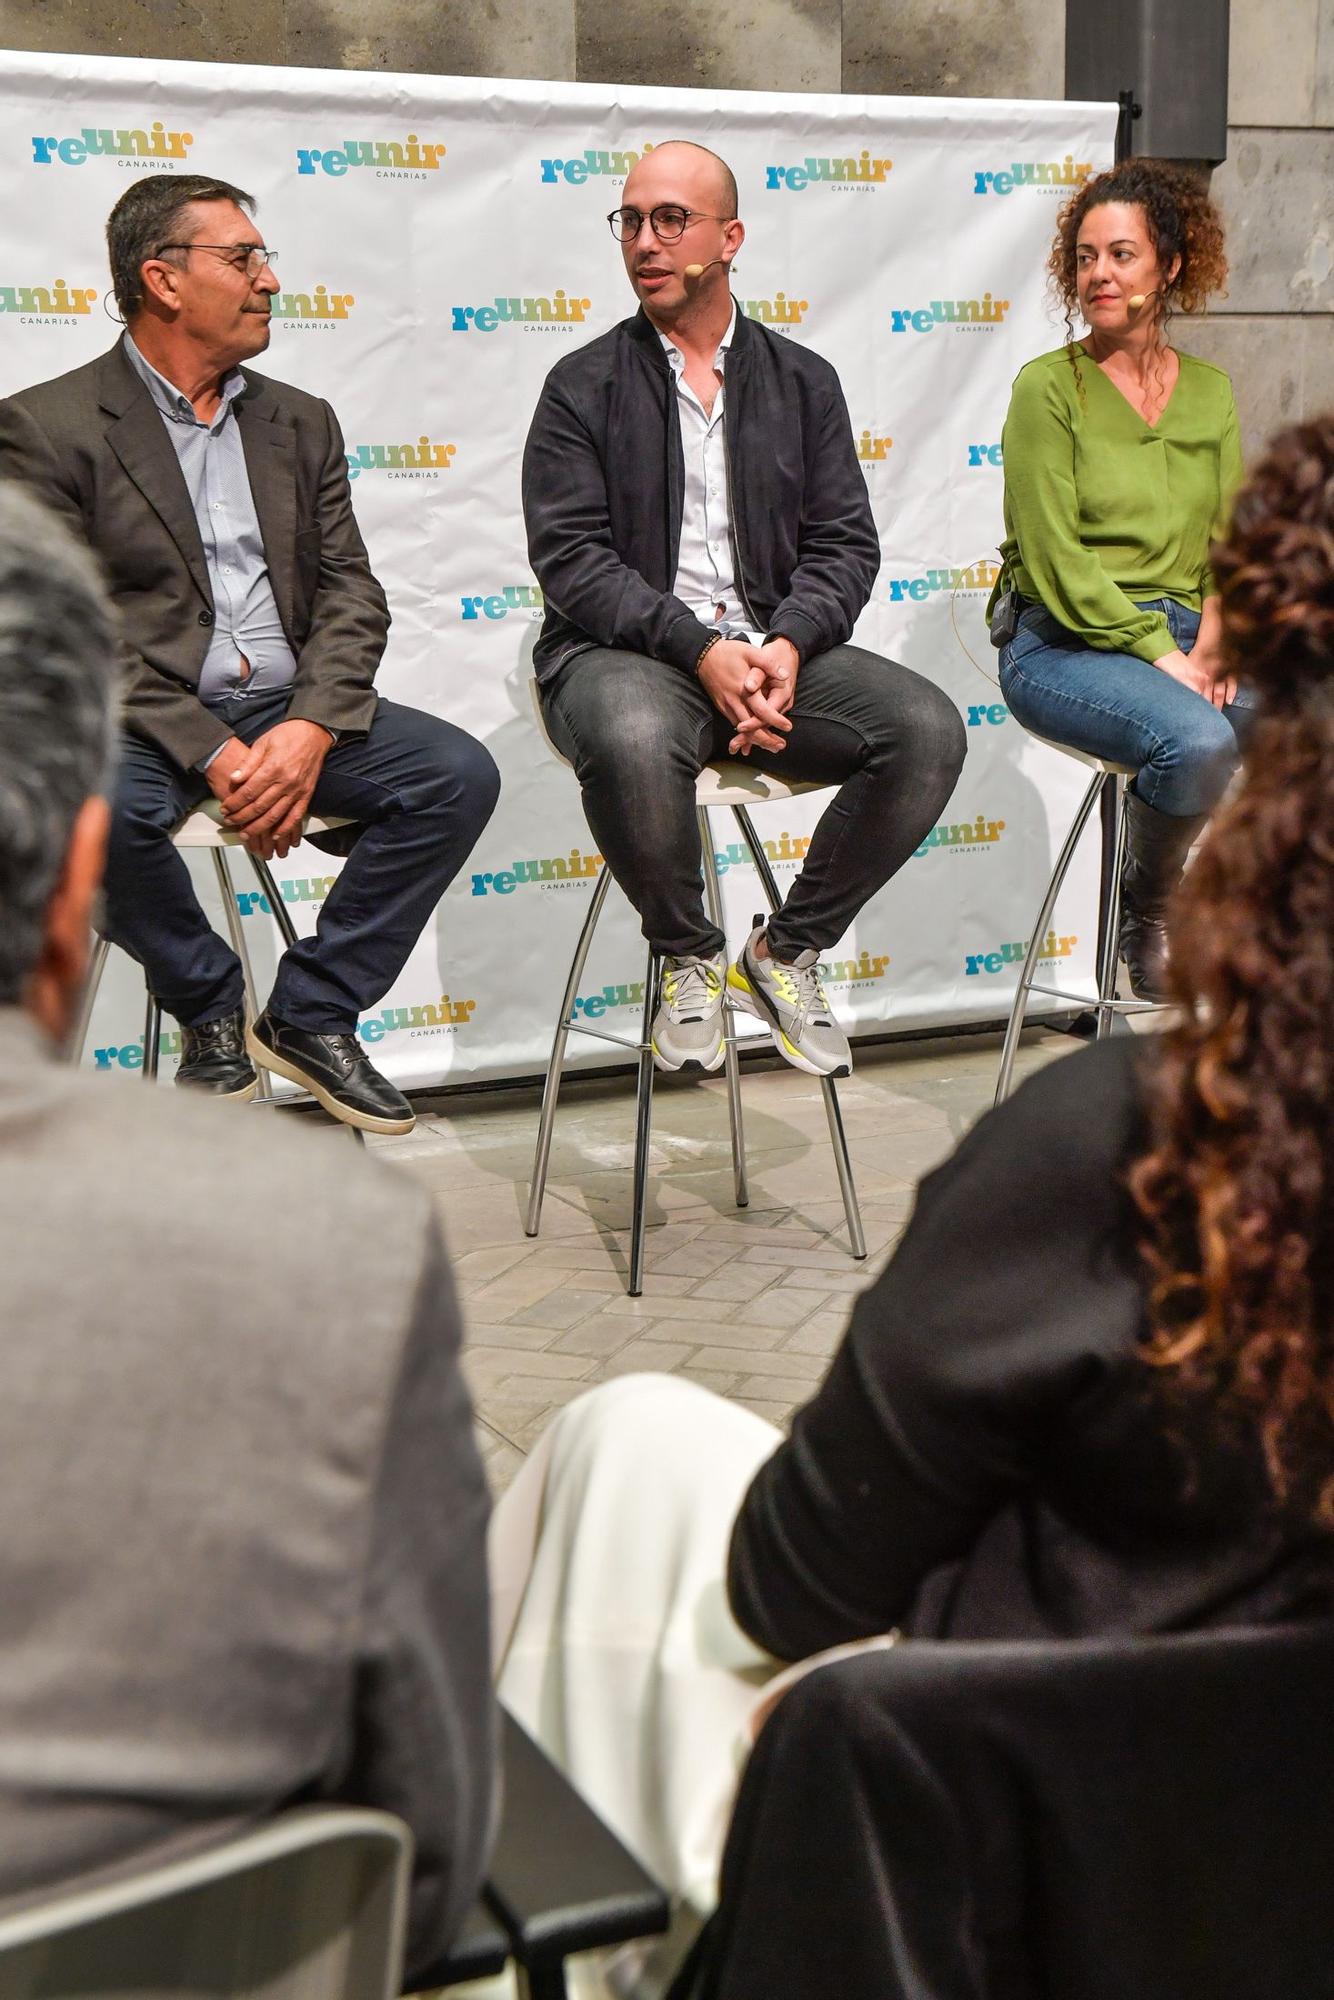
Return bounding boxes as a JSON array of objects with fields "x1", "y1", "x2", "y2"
[
  {"x1": 236, "y1": 379, "x2": 297, "y2": 636},
  {"x1": 99, "y1": 351, "x2": 212, "y2": 607}
]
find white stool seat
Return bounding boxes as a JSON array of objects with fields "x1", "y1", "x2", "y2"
[
  {"x1": 171, "y1": 801, "x2": 356, "y2": 847},
  {"x1": 693, "y1": 763, "x2": 829, "y2": 808},
  {"x1": 72, "y1": 806, "x2": 365, "y2": 1142},
  {"x1": 1025, "y1": 733, "x2": 1135, "y2": 779}
]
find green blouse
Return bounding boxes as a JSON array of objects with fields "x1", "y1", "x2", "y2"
[{"x1": 996, "y1": 344, "x2": 1242, "y2": 664}]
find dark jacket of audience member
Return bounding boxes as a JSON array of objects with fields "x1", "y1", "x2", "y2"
[{"x1": 730, "y1": 417, "x2": 1334, "y2": 1664}]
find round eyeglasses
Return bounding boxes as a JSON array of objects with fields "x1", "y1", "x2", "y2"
[{"x1": 606, "y1": 206, "x2": 731, "y2": 243}]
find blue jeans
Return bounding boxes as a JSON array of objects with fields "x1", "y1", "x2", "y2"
[{"x1": 998, "y1": 598, "x2": 1254, "y2": 817}]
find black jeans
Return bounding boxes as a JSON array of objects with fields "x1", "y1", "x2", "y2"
[
  {"x1": 104, "y1": 688, "x2": 500, "y2": 1033},
  {"x1": 541, "y1": 645, "x2": 966, "y2": 959}
]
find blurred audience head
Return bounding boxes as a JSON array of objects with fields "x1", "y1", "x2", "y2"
[
  {"x1": 1131, "y1": 414, "x2": 1334, "y2": 1525},
  {"x1": 0, "y1": 482, "x2": 116, "y2": 1039}
]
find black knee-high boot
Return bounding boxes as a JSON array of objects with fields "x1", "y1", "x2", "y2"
[{"x1": 1118, "y1": 791, "x2": 1207, "y2": 1001}]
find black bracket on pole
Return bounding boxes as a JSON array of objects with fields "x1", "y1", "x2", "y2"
[{"x1": 1115, "y1": 88, "x2": 1142, "y2": 163}]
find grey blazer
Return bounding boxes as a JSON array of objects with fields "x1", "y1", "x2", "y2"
[
  {"x1": 0, "y1": 341, "x2": 390, "y2": 771},
  {"x1": 0, "y1": 1010, "x2": 494, "y2": 1985}
]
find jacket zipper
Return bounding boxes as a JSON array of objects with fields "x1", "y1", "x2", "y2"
[{"x1": 721, "y1": 413, "x2": 763, "y2": 633}]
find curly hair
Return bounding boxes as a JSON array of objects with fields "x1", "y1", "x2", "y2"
[
  {"x1": 1128, "y1": 416, "x2": 1334, "y2": 1528},
  {"x1": 1047, "y1": 158, "x2": 1228, "y2": 383}
]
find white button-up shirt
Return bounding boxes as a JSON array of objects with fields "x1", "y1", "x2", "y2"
[{"x1": 658, "y1": 307, "x2": 764, "y2": 644}]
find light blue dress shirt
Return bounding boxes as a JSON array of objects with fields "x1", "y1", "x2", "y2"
[{"x1": 124, "y1": 335, "x2": 298, "y2": 710}]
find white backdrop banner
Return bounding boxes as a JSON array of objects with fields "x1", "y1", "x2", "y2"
[{"x1": 0, "y1": 51, "x2": 1117, "y2": 1085}]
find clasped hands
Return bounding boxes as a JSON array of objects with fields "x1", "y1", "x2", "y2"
[
  {"x1": 1155, "y1": 601, "x2": 1235, "y2": 710},
  {"x1": 1155, "y1": 644, "x2": 1237, "y2": 710},
  {"x1": 205, "y1": 719, "x2": 335, "y2": 860},
  {"x1": 698, "y1": 636, "x2": 800, "y2": 756}
]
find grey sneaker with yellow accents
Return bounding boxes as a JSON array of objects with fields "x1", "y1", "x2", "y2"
[
  {"x1": 651, "y1": 951, "x2": 728, "y2": 1073},
  {"x1": 727, "y1": 918, "x2": 852, "y2": 1077}
]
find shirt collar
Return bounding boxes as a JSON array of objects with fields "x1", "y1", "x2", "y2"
[
  {"x1": 657, "y1": 301, "x2": 738, "y2": 378},
  {"x1": 124, "y1": 334, "x2": 246, "y2": 432}
]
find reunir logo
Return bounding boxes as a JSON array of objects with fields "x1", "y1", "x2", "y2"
[
  {"x1": 0, "y1": 279, "x2": 98, "y2": 319},
  {"x1": 450, "y1": 291, "x2": 591, "y2": 333},
  {"x1": 345, "y1": 438, "x2": 457, "y2": 480},
  {"x1": 32, "y1": 121, "x2": 192, "y2": 167},
  {"x1": 270, "y1": 284, "x2": 355, "y2": 325},
  {"x1": 973, "y1": 157, "x2": 1092, "y2": 196},
  {"x1": 765, "y1": 151, "x2": 891, "y2": 192},
  {"x1": 965, "y1": 930, "x2": 1077, "y2": 974},
  {"x1": 858, "y1": 430, "x2": 893, "y2": 464},
  {"x1": 471, "y1": 847, "x2": 604, "y2": 895},
  {"x1": 741, "y1": 293, "x2": 807, "y2": 328},
  {"x1": 296, "y1": 136, "x2": 445, "y2": 179},
  {"x1": 886, "y1": 560, "x2": 1000, "y2": 602},
  {"x1": 539, "y1": 144, "x2": 657, "y2": 183},
  {"x1": 460, "y1": 586, "x2": 543, "y2": 620},
  {"x1": 913, "y1": 812, "x2": 1006, "y2": 860},
  {"x1": 891, "y1": 296, "x2": 1010, "y2": 333}
]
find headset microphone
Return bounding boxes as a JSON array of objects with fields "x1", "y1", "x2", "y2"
[
  {"x1": 1127, "y1": 289, "x2": 1159, "y2": 311},
  {"x1": 684, "y1": 258, "x2": 727, "y2": 280}
]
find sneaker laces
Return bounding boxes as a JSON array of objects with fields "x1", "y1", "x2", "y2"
[
  {"x1": 663, "y1": 955, "x2": 724, "y2": 1022},
  {"x1": 767, "y1": 952, "x2": 834, "y2": 1034}
]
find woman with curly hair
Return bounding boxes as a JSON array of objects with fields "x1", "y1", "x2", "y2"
[
  {"x1": 488, "y1": 428, "x2": 1334, "y2": 1992},
  {"x1": 993, "y1": 158, "x2": 1247, "y2": 998}
]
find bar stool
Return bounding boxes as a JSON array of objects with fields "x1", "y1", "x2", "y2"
[
  {"x1": 70, "y1": 800, "x2": 361, "y2": 1135},
  {"x1": 525, "y1": 700, "x2": 867, "y2": 1296},
  {"x1": 993, "y1": 735, "x2": 1159, "y2": 1106}
]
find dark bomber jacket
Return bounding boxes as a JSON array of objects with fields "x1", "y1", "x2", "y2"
[{"x1": 522, "y1": 304, "x2": 881, "y2": 683}]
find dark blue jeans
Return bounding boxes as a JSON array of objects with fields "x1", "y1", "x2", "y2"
[
  {"x1": 998, "y1": 598, "x2": 1254, "y2": 817},
  {"x1": 541, "y1": 644, "x2": 966, "y2": 960},
  {"x1": 104, "y1": 689, "x2": 500, "y2": 1032}
]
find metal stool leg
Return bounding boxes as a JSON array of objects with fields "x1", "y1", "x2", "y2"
[
  {"x1": 994, "y1": 767, "x2": 1104, "y2": 1107},
  {"x1": 628, "y1": 948, "x2": 662, "y2": 1298},
  {"x1": 68, "y1": 935, "x2": 112, "y2": 1067},
  {"x1": 250, "y1": 850, "x2": 368, "y2": 1146},
  {"x1": 700, "y1": 807, "x2": 748, "y2": 1210},
  {"x1": 821, "y1": 1072, "x2": 866, "y2": 1259},
  {"x1": 142, "y1": 987, "x2": 163, "y2": 1082},
  {"x1": 526, "y1": 867, "x2": 614, "y2": 1238},
  {"x1": 731, "y1": 804, "x2": 865, "y2": 1260},
  {"x1": 212, "y1": 848, "x2": 272, "y2": 1101},
  {"x1": 1094, "y1": 774, "x2": 1128, "y2": 1038}
]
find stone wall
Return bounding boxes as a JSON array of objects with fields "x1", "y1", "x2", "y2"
[
  {"x1": 1177, "y1": 1, "x2": 1333, "y2": 456},
  {"x1": 1, "y1": 0, "x2": 1328, "y2": 454}
]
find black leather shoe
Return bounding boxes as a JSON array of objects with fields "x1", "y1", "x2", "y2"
[
  {"x1": 175, "y1": 1008, "x2": 257, "y2": 1100},
  {"x1": 247, "y1": 1009, "x2": 415, "y2": 1135}
]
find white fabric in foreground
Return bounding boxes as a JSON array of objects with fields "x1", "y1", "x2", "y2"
[{"x1": 490, "y1": 1374, "x2": 783, "y2": 1913}]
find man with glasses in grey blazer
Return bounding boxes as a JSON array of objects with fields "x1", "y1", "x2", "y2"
[
  {"x1": 0, "y1": 174, "x2": 499, "y2": 1135},
  {"x1": 0, "y1": 481, "x2": 495, "y2": 1986}
]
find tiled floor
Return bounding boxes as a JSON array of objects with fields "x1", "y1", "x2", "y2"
[{"x1": 357, "y1": 1021, "x2": 1077, "y2": 1493}]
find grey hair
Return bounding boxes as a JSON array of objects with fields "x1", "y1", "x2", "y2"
[
  {"x1": 106, "y1": 173, "x2": 257, "y2": 321},
  {"x1": 0, "y1": 483, "x2": 118, "y2": 1004}
]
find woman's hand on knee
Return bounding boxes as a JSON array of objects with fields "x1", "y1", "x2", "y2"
[{"x1": 1155, "y1": 647, "x2": 1235, "y2": 710}]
